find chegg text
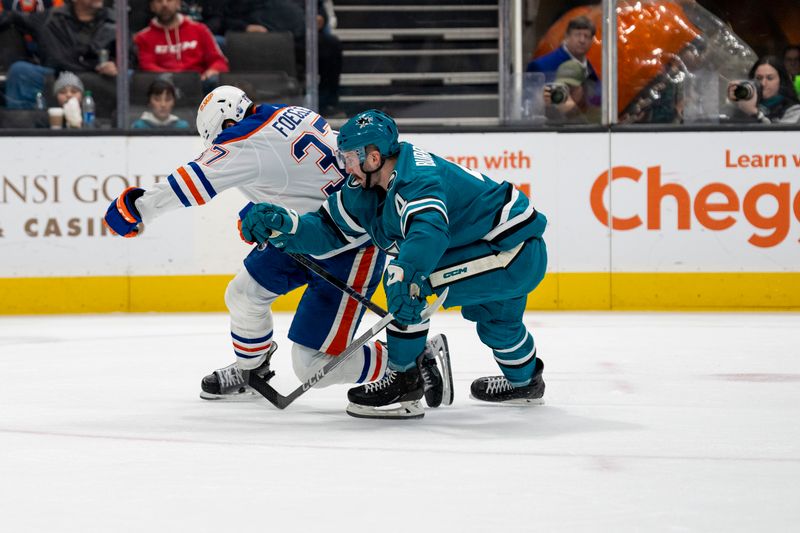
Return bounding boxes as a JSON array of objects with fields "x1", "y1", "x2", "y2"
[{"x1": 590, "y1": 165, "x2": 800, "y2": 248}]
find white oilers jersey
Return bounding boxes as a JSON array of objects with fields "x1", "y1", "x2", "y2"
[{"x1": 135, "y1": 104, "x2": 349, "y2": 223}]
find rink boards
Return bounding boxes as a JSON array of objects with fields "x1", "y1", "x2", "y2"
[{"x1": 0, "y1": 131, "x2": 798, "y2": 313}]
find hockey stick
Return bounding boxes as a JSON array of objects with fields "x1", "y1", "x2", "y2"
[
  {"x1": 248, "y1": 288, "x2": 448, "y2": 409},
  {"x1": 287, "y1": 252, "x2": 390, "y2": 320},
  {"x1": 257, "y1": 241, "x2": 393, "y2": 322}
]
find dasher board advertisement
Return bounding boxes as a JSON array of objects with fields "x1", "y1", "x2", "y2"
[{"x1": 0, "y1": 131, "x2": 797, "y2": 312}]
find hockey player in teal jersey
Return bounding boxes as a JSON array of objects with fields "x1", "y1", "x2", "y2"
[{"x1": 241, "y1": 109, "x2": 548, "y2": 419}]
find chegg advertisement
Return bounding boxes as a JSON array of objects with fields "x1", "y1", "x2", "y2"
[
  {"x1": 592, "y1": 163, "x2": 799, "y2": 248},
  {"x1": 604, "y1": 133, "x2": 800, "y2": 272},
  {"x1": 410, "y1": 131, "x2": 800, "y2": 272}
]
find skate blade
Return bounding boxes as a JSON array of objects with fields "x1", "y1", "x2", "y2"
[
  {"x1": 469, "y1": 394, "x2": 545, "y2": 406},
  {"x1": 433, "y1": 335, "x2": 454, "y2": 407},
  {"x1": 199, "y1": 388, "x2": 260, "y2": 402},
  {"x1": 424, "y1": 334, "x2": 454, "y2": 408},
  {"x1": 346, "y1": 400, "x2": 425, "y2": 420}
]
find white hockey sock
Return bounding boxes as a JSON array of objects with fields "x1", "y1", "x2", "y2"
[
  {"x1": 291, "y1": 341, "x2": 388, "y2": 387},
  {"x1": 225, "y1": 269, "x2": 279, "y2": 371},
  {"x1": 354, "y1": 341, "x2": 388, "y2": 384},
  {"x1": 231, "y1": 331, "x2": 273, "y2": 370}
]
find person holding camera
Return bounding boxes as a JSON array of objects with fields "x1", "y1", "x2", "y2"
[
  {"x1": 728, "y1": 55, "x2": 800, "y2": 124},
  {"x1": 543, "y1": 59, "x2": 599, "y2": 124},
  {"x1": 527, "y1": 15, "x2": 598, "y2": 84}
]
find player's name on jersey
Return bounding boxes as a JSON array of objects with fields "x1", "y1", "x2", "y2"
[
  {"x1": 412, "y1": 145, "x2": 435, "y2": 167},
  {"x1": 272, "y1": 107, "x2": 316, "y2": 138}
]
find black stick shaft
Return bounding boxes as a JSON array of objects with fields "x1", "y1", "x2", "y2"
[
  {"x1": 288, "y1": 252, "x2": 388, "y2": 318},
  {"x1": 249, "y1": 288, "x2": 448, "y2": 409}
]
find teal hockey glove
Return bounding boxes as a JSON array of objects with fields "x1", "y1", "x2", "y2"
[
  {"x1": 384, "y1": 260, "x2": 431, "y2": 325},
  {"x1": 241, "y1": 202, "x2": 299, "y2": 248},
  {"x1": 237, "y1": 202, "x2": 255, "y2": 244}
]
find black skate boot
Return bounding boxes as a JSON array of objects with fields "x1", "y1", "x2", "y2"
[
  {"x1": 200, "y1": 342, "x2": 277, "y2": 401},
  {"x1": 470, "y1": 358, "x2": 545, "y2": 405},
  {"x1": 346, "y1": 357, "x2": 425, "y2": 419},
  {"x1": 419, "y1": 334, "x2": 454, "y2": 408}
]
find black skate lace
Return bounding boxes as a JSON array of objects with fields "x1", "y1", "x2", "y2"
[
  {"x1": 485, "y1": 376, "x2": 513, "y2": 395},
  {"x1": 218, "y1": 364, "x2": 244, "y2": 388},
  {"x1": 364, "y1": 369, "x2": 396, "y2": 393},
  {"x1": 420, "y1": 340, "x2": 437, "y2": 387},
  {"x1": 421, "y1": 366, "x2": 433, "y2": 388}
]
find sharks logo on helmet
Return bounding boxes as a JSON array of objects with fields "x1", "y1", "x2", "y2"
[{"x1": 337, "y1": 109, "x2": 400, "y2": 164}]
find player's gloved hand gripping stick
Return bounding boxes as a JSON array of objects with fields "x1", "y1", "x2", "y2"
[
  {"x1": 241, "y1": 201, "x2": 406, "y2": 325},
  {"x1": 384, "y1": 260, "x2": 431, "y2": 325},
  {"x1": 248, "y1": 288, "x2": 448, "y2": 409},
  {"x1": 241, "y1": 201, "x2": 446, "y2": 409}
]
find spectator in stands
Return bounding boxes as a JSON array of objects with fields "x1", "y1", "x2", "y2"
[
  {"x1": 0, "y1": 0, "x2": 64, "y2": 56},
  {"x1": 3, "y1": 0, "x2": 117, "y2": 109},
  {"x1": 134, "y1": 0, "x2": 229, "y2": 92},
  {"x1": 727, "y1": 55, "x2": 800, "y2": 124},
  {"x1": 783, "y1": 45, "x2": 800, "y2": 97},
  {"x1": 53, "y1": 69, "x2": 82, "y2": 106},
  {"x1": 0, "y1": 0, "x2": 63, "y2": 12},
  {"x1": 191, "y1": 0, "x2": 247, "y2": 40},
  {"x1": 543, "y1": 59, "x2": 600, "y2": 124},
  {"x1": 243, "y1": 0, "x2": 343, "y2": 114},
  {"x1": 131, "y1": 77, "x2": 190, "y2": 129},
  {"x1": 53, "y1": 69, "x2": 84, "y2": 127},
  {"x1": 527, "y1": 15, "x2": 598, "y2": 85},
  {"x1": 191, "y1": 0, "x2": 342, "y2": 113},
  {"x1": 320, "y1": 0, "x2": 336, "y2": 35}
]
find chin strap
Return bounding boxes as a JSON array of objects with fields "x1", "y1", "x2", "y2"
[{"x1": 360, "y1": 156, "x2": 387, "y2": 188}]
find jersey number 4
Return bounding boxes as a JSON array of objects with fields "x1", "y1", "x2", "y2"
[{"x1": 292, "y1": 131, "x2": 348, "y2": 198}]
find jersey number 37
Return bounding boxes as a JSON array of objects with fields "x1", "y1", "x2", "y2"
[{"x1": 292, "y1": 121, "x2": 348, "y2": 198}]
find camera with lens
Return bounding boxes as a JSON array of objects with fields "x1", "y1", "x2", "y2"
[
  {"x1": 730, "y1": 80, "x2": 760, "y2": 101},
  {"x1": 545, "y1": 83, "x2": 570, "y2": 105}
]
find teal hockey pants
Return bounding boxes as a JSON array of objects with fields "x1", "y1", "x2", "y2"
[{"x1": 387, "y1": 235, "x2": 547, "y2": 386}]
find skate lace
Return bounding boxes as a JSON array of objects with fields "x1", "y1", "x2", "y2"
[
  {"x1": 218, "y1": 365, "x2": 244, "y2": 388},
  {"x1": 485, "y1": 376, "x2": 513, "y2": 395},
  {"x1": 421, "y1": 366, "x2": 433, "y2": 388},
  {"x1": 364, "y1": 369, "x2": 396, "y2": 393}
]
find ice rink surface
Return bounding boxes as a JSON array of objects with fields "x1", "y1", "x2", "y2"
[{"x1": 1, "y1": 310, "x2": 798, "y2": 532}]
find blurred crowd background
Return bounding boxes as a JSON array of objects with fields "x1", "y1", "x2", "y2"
[{"x1": 0, "y1": 0, "x2": 798, "y2": 131}]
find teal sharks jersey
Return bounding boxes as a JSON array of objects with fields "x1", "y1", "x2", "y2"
[{"x1": 286, "y1": 142, "x2": 545, "y2": 278}]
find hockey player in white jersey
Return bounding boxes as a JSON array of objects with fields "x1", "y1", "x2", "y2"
[{"x1": 102, "y1": 86, "x2": 451, "y2": 408}]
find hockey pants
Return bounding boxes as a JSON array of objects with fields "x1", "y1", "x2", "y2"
[{"x1": 388, "y1": 236, "x2": 546, "y2": 387}]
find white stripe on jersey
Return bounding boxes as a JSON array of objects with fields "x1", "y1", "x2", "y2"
[
  {"x1": 137, "y1": 106, "x2": 350, "y2": 235},
  {"x1": 311, "y1": 233, "x2": 372, "y2": 261},
  {"x1": 330, "y1": 191, "x2": 366, "y2": 233},
  {"x1": 318, "y1": 247, "x2": 380, "y2": 354},
  {"x1": 483, "y1": 201, "x2": 535, "y2": 242},
  {"x1": 173, "y1": 164, "x2": 215, "y2": 206}
]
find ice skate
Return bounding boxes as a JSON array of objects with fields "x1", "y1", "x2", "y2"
[
  {"x1": 200, "y1": 342, "x2": 278, "y2": 401},
  {"x1": 470, "y1": 358, "x2": 545, "y2": 405},
  {"x1": 346, "y1": 358, "x2": 425, "y2": 420},
  {"x1": 419, "y1": 333, "x2": 453, "y2": 408}
]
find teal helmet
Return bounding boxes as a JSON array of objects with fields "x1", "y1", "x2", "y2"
[{"x1": 336, "y1": 109, "x2": 400, "y2": 165}]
